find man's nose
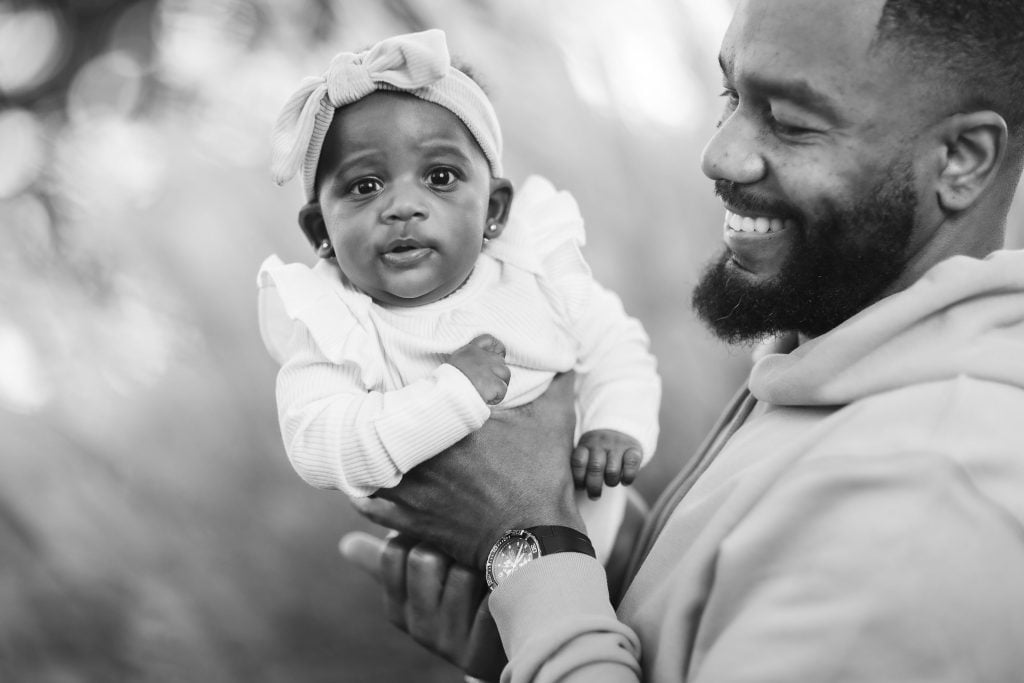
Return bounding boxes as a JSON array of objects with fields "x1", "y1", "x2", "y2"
[
  {"x1": 381, "y1": 179, "x2": 429, "y2": 223},
  {"x1": 700, "y1": 112, "x2": 767, "y2": 185}
]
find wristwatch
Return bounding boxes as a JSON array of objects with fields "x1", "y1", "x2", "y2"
[{"x1": 484, "y1": 525, "x2": 595, "y2": 590}]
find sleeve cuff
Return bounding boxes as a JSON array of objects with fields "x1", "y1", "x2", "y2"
[
  {"x1": 376, "y1": 363, "x2": 491, "y2": 474},
  {"x1": 490, "y1": 552, "x2": 617, "y2": 656}
]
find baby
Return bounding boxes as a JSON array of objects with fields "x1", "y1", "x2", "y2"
[{"x1": 257, "y1": 29, "x2": 660, "y2": 562}]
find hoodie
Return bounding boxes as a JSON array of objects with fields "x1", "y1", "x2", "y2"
[{"x1": 489, "y1": 249, "x2": 1024, "y2": 683}]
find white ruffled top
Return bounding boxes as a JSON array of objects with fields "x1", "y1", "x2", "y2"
[{"x1": 256, "y1": 176, "x2": 660, "y2": 555}]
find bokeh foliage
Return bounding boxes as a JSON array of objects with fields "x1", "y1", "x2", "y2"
[{"x1": 1, "y1": 1, "x2": 1022, "y2": 681}]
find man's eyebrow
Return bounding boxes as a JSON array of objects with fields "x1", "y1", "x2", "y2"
[
  {"x1": 718, "y1": 53, "x2": 733, "y2": 81},
  {"x1": 718, "y1": 53, "x2": 842, "y2": 120}
]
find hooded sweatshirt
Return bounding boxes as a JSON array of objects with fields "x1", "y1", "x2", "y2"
[{"x1": 489, "y1": 249, "x2": 1024, "y2": 683}]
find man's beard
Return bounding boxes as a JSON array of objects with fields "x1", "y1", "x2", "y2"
[{"x1": 692, "y1": 162, "x2": 917, "y2": 343}]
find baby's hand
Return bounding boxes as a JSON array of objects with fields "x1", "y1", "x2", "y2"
[
  {"x1": 447, "y1": 334, "x2": 511, "y2": 405},
  {"x1": 572, "y1": 429, "x2": 643, "y2": 499}
]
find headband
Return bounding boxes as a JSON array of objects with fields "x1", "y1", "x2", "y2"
[{"x1": 270, "y1": 29, "x2": 503, "y2": 202}]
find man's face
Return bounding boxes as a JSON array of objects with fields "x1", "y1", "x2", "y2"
[{"x1": 694, "y1": 0, "x2": 928, "y2": 341}]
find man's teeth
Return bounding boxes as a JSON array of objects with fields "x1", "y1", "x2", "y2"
[{"x1": 724, "y1": 210, "x2": 796, "y2": 234}]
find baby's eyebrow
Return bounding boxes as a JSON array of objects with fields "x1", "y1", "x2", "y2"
[
  {"x1": 333, "y1": 149, "x2": 383, "y2": 174},
  {"x1": 416, "y1": 140, "x2": 474, "y2": 163}
]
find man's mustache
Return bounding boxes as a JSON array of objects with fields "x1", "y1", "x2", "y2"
[{"x1": 715, "y1": 180, "x2": 801, "y2": 221}]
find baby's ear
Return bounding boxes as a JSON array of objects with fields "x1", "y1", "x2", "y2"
[
  {"x1": 485, "y1": 178, "x2": 514, "y2": 239},
  {"x1": 298, "y1": 202, "x2": 328, "y2": 252}
]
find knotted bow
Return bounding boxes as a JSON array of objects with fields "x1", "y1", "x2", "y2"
[{"x1": 270, "y1": 29, "x2": 503, "y2": 201}]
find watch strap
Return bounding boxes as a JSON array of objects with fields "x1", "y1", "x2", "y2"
[{"x1": 526, "y1": 525, "x2": 596, "y2": 558}]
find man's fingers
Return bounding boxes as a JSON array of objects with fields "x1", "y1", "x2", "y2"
[
  {"x1": 406, "y1": 544, "x2": 453, "y2": 627},
  {"x1": 463, "y1": 594, "x2": 507, "y2": 679},
  {"x1": 338, "y1": 531, "x2": 387, "y2": 581},
  {"x1": 352, "y1": 494, "x2": 412, "y2": 534},
  {"x1": 380, "y1": 534, "x2": 420, "y2": 630},
  {"x1": 436, "y1": 562, "x2": 486, "y2": 654}
]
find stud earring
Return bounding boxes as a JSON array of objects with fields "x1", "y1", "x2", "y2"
[
  {"x1": 317, "y1": 239, "x2": 335, "y2": 258},
  {"x1": 487, "y1": 224, "x2": 499, "y2": 233}
]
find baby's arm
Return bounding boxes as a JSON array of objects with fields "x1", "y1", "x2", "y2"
[
  {"x1": 276, "y1": 325, "x2": 497, "y2": 497},
  {"x1": 570, "y1": 282, "x2": 661, "y2": 497}
]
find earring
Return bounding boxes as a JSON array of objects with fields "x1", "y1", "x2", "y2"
[
  {"x1": 317, "y1": 239, "x2": 335, "y2": 258},
  {"x1": 487, "y1": 224, "x2": 499, "y2": 234}
]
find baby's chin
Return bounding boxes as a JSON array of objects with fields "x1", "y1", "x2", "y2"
[{"x1": 369, "y1": 281, "x2": 466, "y2": 308}]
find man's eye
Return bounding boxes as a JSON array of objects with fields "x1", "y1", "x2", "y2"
[
  {"x1": 349, "y1": 178, "x2": 382, "y2": 195},
  {"x1": 716, "y1": 88, "x2": 739, "y2": 128},
  {"x1": 426, "y1": 168, "x2": 458, "y2": 187},
  {"x1": 769, "y1": 117, "x2": 816, "y2": 138}
]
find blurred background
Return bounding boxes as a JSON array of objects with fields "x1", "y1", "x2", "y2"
[{"x1": 1, "y1": 1, "x2": 1022, "y2": 681}]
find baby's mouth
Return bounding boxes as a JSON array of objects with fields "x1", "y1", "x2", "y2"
[{"x1": 382, "y1": 238, "x2": 432, "y2": 266}]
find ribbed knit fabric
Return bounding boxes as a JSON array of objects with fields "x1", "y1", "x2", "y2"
[{"x1": 257, "y1": 176, "x2": 660, "y2": 555}]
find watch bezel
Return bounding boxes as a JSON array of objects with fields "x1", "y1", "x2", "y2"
[{"x1": 485, "y1": 528, "x2": 540, "y2": 590}]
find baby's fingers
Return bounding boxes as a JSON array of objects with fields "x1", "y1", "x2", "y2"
[
  {"x1": 470, "y1": 333, "x2": 506, "y2": 358},
  {"x1": 620, "y1": 448, "x2": 643, "y2": 485},
  {"x1": 571, "y1": 445, "x2": 589, "y2": 490},
  {"x1": 604, "y1": 450, "x2": 624, "y2": 487},
  {"x1": 585, "y1": 449, "x2": 607, "y2": 499}
]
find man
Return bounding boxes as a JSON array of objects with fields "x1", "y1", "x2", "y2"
[{"x1": 344, "y1": 0, "x2": 1024, "y2": 680}]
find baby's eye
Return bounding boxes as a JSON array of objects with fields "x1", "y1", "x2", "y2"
[
  {"x1": 349, "y1": 178, "x2": 382, "y2": 196},
  {"x1": 426, "y1": 167, "x2": 458, "y2": 188}
]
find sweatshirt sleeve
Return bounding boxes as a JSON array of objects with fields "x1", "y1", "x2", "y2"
[
  {"x1": 275, "y1": 322, "x2": 491, "y2": 497},
  {"x1": 570, "y1": 281, "x2": 661, "y2": 461},
  {"x1": 688, "y1": 450, "x2": 1024, "y2": 682},
  {"x1": 490, "y1": 553, "x2": 642, "y2": 683}
]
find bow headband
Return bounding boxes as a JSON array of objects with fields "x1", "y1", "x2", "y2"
[{"x1": 270, "y1": 29, "x2": 503, "y2": 201}]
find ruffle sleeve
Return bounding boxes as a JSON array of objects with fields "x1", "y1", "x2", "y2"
[
  {"x1": 257, "y1": 255, "x2": 379, "y2": 382},
  {"x1": 484, "y1": 175, "x2": 594, "y2": 323}
]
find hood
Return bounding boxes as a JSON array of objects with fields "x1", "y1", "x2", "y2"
[{"x1": 749, "y1": 249, "x2": 1024, "y2": 406}]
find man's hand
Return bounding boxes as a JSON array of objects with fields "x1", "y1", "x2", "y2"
[
  {"x1": 572, "y1": 429, "x2": 644, "y2": 499},
  {"x1": 341, "y1": 532, "x2": 507, "y2": 681},
  {"x1": 447, "y1": 334, "x2": 511, "y2": 405},
  {"x1": 352, "y1": 371, "x2": 583, "y2": 569}
]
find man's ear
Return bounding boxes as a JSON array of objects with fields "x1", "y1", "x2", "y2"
[
  {"x1": 934, "y1": 111, "x2": 1007, "y2": 213},
  {"x1": 298, "y1": 202, "x2": 333, "y2": 256},
  {"x1": 483, "y1": 178, "x2": 514, "y2": 240}
]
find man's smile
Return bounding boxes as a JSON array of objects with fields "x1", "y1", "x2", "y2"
[
  {"x1": 723, "y1": 209, "x2": 797, "y2": 235},
  {"x1": 721, "y1": 207, "x2": 798, "y2": 276}
]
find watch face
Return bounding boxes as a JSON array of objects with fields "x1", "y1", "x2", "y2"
[{"x1": 486, "y1": 530, "x2": 541, "y2": 588}]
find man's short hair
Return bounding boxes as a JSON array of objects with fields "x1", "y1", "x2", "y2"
[{"x1": 874, "y1": 0, "x2": 1024, "y2": 136}]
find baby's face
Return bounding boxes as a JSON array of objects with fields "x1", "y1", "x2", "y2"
[{"x1": 315, "y1": 91, "x2": 495, "y2": 307}]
